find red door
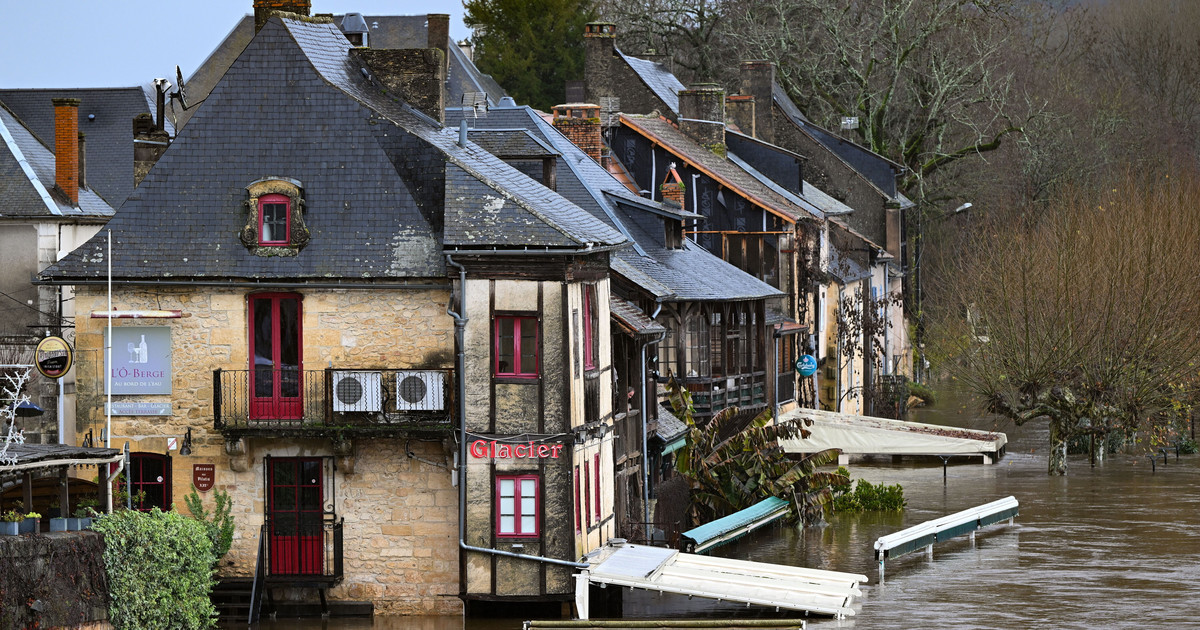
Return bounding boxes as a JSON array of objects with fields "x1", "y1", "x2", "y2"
[
  {"x1": 249, "y1": 294, "x2": 302, "y2": 420},
  {"x1": 268, "y1": 458, "x2": 323, "y2": 575}
]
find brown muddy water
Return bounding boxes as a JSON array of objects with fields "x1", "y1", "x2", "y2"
[{"x1": 246, "y1": 388, "x2": 1200, "y2": 629}]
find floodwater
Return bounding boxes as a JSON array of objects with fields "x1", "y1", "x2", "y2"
[{"x1": 247, "y1": 385, "x2": 1200, "y2": 629}]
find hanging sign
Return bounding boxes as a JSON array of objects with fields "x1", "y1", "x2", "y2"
[
  {"x1": 795, "y1": 354, "x2": 818, "y2": 377},
  {"x1": 193, "y1": 464, "x2": 216, "y2": 492},
  {"x1": 35, "y1": 336, "x2": 73, "y2": 379},
  {"x1": 105, "y1": 326, "x2": 172, "y2": 394}
]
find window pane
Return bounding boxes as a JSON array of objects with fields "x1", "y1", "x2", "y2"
[
  {"x1": 521, "y1": 496, "x2": 535, "y2": 514},
  {"x1": 273, "y1": 487, "x2": 296, "y2": 511},
  {"x1": 279, "y1": 299, "x2": 300, "y2": 397},
  {"x1": 253, "y1": 300, "x2": 274, "y2": 397},
  {"x1": 521, "y1": 515, "x2": 535, "y2": 533},
  {"x1": 497, "y1": 318, "x2": 515, "y2": 374},
  {"x1": 273, "y1": 460, "x2": 295, "y2": 486},
  {"x1": 299, "y1": 487, "x2": 320, "y2": 511},
  {"x1": 302, "y1": 460, "x2": 321, "y2": 485},
  {"x1": 519, "y1": 319, "x2": 537, "y2": 374},
  {"x1": 520, "y1": 478, "x2": 536, "y2": 497},
  {"x1": 262, "y1": 203, "x2": 287, "y2": 243},
  {"x1": 499, "y1": 497, "x2": 515, "y2": 515},
  {"x1": 499, "y1": 478, "x2": 515, "y2": 497},
  {"x1": 500, "y1": 515, "x2": 515, "y2": 533}
]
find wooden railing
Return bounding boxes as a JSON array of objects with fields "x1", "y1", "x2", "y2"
[{"x1": 682, "y1": 371, "x2": 768, "y2": 419}]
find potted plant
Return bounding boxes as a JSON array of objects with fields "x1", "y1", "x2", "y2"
[
  {"x1": 73, "y1": 499, "x2": 98, "y2": 528},
  {"x1": 49, "y1": 512, "x2": 68, "y2": 532},
  {"x1": 20, "y1": 511, "x2": 41, "y2": 534},
  {"x1": 1, "y1": 510, "x2": 22, "y2": 535}
]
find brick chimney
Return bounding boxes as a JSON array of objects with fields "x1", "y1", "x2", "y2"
[
  {"x1": 427, "y1": 14, "x2": 450, "y2": 86},
  {"x1": 52, "y1": 98, "x2": 81, "y2": 205},
  {"x1": 583, "y1": 22, "x2": 617, "y2": 106},
  {"x1": 254, "y1": 0, "x2": 311, "y2": 31},
  {"x1": 739, "y1": 60, "x2": 775, "y2": 142},
  {"x1": 133, "y1": 113, "x2": 170, "y2": 187},
  {"x1": 726, "y1": 94, "x2": 755, "y2": 137},
  {"x1": 678, "y1": 84, "x2": 725, "y2": 155},
  {"x1": 660, "y1": 164, "x2": 685, "y2": 207},
  {"x1": 552, "y1": 103, "x2": 602, "y2": 163},
  {"x1": 353, "y1": 48, "x2": 446, "y2": 123}
]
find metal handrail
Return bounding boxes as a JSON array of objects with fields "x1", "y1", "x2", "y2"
[{"x1": 248, "y1": 523, "x2": 267, "y2": 623}]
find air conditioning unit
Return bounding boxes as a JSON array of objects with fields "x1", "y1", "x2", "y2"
[
  {"x1": 395, "y1": 370, "x2": 445, "y2": 411},
  {"x1": 332, "y1": 371, "x2": 383, "y2": 412}
]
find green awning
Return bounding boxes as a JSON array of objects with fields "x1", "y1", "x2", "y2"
[{"x1": 661, "y1": 436, "x2": 687, "y2": 456}]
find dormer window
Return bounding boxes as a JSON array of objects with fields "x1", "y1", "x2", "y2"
[
  {"x1": 241, "y1": 178, "x2": 310, "y2": 256},
  {"x1": 259, "y1": 194, "x2": 290, "y2": 245}
]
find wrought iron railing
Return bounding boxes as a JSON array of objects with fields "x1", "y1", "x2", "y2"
[
  {"x1": 261, "y1": 513, "x2": 344, "y2": 580},
  {"x1": 213, "y1": 368, "x2": 453, "y2": 430},
  {"x1": 683, "y1": 371, "x2": 768, "y2": 419}
]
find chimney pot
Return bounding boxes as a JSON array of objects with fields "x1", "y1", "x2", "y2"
[{"x1": 52, "y1": 97, "x2": 81, "y2": 205}]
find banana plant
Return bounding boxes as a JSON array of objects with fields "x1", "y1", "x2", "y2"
[{"x1": 667, "y1": 375, "x2": 845, "y2": 526}]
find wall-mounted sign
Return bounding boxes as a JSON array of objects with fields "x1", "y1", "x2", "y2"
[
  {"x1": 470, "y1": 440, "x2": 565, "y2": 459},
  {"x1": 105, "y1": 402, "x2": 172, "y2": 416},
  {"x1": 795, "y1": 354, "x2": 818, "y2": 377},
  {"x1": 193, "y1": 464, "x2": 216, "y2": 492},
  {"x1": 35, "y1": 336, "x2": 73, "y2": 379},
  {"x1": 104, "y1": 326, "x2": 172, "y2": 394}
]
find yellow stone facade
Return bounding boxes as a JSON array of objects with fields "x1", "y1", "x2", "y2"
[{"x1": 71, "y1": 284, "x2": 462, "y2": 615}]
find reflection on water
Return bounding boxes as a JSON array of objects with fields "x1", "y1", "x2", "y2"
[{"x1": 249, "y1": 384, "x2": 1200, "y2": 629}]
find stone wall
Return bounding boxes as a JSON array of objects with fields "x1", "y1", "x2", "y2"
[
  {"x1": 0, "y1": 531, "x2": 109, "y2": 629},
  {"x1": 71, "y1": 285, "x2": 461, "y2": 615}
]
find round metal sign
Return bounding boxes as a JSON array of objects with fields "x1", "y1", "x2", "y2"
[
  {"x1": 34, "y1": 336, "x2": 73, "y2": 379},
  {"x1": 795, "y1": 354, "x2": 818, "y2": 377}
]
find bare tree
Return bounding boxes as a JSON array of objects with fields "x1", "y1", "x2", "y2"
[
  {"x1": 721, "y1": 0, "x2": 1034, "y2": 205},
  {"x1": 596, "y1": 0, "x2": 728, "y2": 81},
  {"x1": 930, "y1": 171, "x2": 1200, "y2": 474}
]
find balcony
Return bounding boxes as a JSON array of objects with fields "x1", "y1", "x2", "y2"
[
  {"x1": 214, "y1": 368, "x2": 454, "y2": 438},
  {"x1": 683, "y1": 371, "x2": 768, "y2": 420}
]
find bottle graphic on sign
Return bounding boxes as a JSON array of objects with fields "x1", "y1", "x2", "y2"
[{"x1": 137, "y1": 335, "x2": 148, "y2": 364}]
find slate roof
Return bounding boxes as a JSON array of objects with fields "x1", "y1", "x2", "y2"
[
  {"x1": 619, "y1": 114, "x2": 816, "y2": 224},
  {"x1": 446, "y1": 104, "x2": 781, "y2": 303},
  {"x1": 655, "y1": 404, "x2": 688, "y2": 442},
  {"x1": 610, "y1": 294, "x2": 666, "y2": 336},
  {"x1": 466, "y1": 129, "x2": 557, "y2": 157},
  {"x1": 0, "y1": 104, "x2": 114, "y2": 219},
  {"x1": 170, "y1": 13, "x2": 507, "y2": 130},
  {"x1": 618, "y1": 50, "x2": 685, "y2": 115},
  {"x1": 41, "y1": 17, "x2": 620, "y2": 283},
  {"x1": 771, "y1": 82, "x2": 905, "y2": 202},
  {"x1": 0, "y1": 87, "x2": 164, "y2": 207}
]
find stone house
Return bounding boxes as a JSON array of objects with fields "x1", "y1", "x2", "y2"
[
  {"x1": 580, "y1": 22, "x2": 912, "y2": 416},
  {"x1": 40, "y1": 13, "x2": 625, "y2": 616},
  {"x1": 443, "y1": 100, "x2": 782, "y2": 539}
]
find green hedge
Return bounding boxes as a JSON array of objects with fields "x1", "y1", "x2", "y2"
[
  {"x1": 91, "y1": 509, "x2": 217, "y2": 630},
  {"x1": 828, "y1": 475, "x2": 907, "y2": 513}
]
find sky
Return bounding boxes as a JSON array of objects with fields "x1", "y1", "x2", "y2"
[{"x1": 0, "y1": 0, "x2": 473, "y2": 88}]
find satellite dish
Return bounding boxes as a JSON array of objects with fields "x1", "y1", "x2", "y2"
[{"x1": 170, "y1": 65, "x2": 193, "y2": 111}]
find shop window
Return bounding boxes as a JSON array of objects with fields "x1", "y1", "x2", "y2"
[
  {"x1": 496, "y1": 475, "x2": 539, "y2": 537},
  {"x1": 125, "y1": 453, "x2": 171, "y2": 511},
  {"x1": 494, "y1": 315, "x2": 539, "y2": 378}
]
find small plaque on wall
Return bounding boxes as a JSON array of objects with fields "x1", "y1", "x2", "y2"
[{"x1": 193, "y1": 464, "x2": 216, "y2": 492}]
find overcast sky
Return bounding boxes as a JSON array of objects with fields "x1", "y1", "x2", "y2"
[{"x1": 0, "y1": 0, "x2": 472, "y2": 88}]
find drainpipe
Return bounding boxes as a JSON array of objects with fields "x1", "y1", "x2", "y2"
[
  {"x1": 445, "y1": 254, "x2": 586, "y2": 571},
  {"x1": 640, "y1": 302, "x2": 664, "y2": 530}
]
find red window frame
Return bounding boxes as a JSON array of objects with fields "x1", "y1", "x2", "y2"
[
  {"x1": 258, "y1": 193, "x2": 290, "y2": 246},
  {"x1": 122, "y1": 452, "x2": 171, "y2": 512},
  {"x1": 593, "y1": 452, "x2": 601, "y2": 524},
  {"x1": 583, "y1": 458, "x2": 591, "y2": 527},
  {"x1": 248, "y1": 293, "x2": 304, "y2": 420},
  {"x1": 495, "y1": 474, "x2": 540, "y2": 538},
  {"x1": 494, "y1": 315, "x2": 539, "y2": 378},
  {"x1": 574, "y1": 467, "x2": 582, "y2": 533},
  {"x1": 583, "y1": 285, "x2": 597, "y2": 370}
]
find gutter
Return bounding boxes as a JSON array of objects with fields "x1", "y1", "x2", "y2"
[
  {"x1": 446, "y1": 254, "x2": 587, "y2": 572},
  {"x1": 640, "y1": 302, "x2": 665, "y2": 528}
]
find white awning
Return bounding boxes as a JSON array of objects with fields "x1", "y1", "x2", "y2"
[
  {"x1": 778, "y1": 408, "x2": 1007, "y2": 457},
  {"x1": 576, "y1": 543, "x2": 867, "y2": 619}
]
